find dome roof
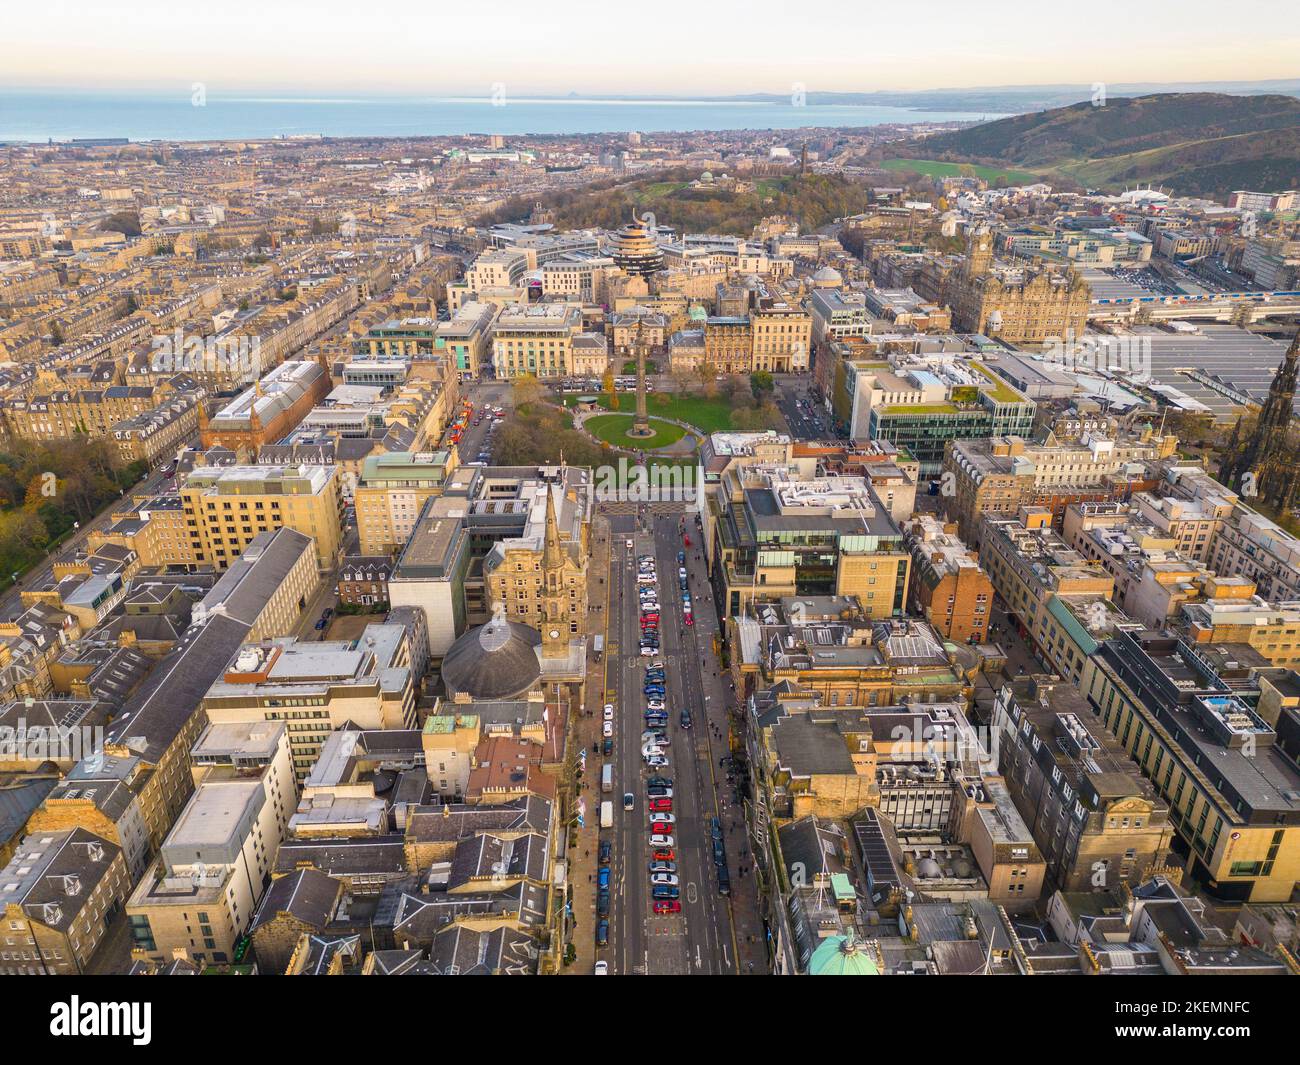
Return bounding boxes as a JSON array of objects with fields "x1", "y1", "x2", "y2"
[
  {"x1": 812, "y1": 265, "x2": 842, "y2": 286},
  {"x1": 809, "y1": 931, "x2": 879, "y2": 976},
  {"x1": 441, "y1": 617, "x2": 542, "y2": 700}
]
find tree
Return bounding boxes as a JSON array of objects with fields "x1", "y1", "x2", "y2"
[
  {"x1": 750, "y1": 371, "x2": 775, "y2": 401},
  {"x1": 511, "y1": 374, "x2": 544, "y2": 410}
]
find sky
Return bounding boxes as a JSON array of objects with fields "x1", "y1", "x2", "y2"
[{"x1": 4, "y1": 0, "x2": 1298, "y2": 96}]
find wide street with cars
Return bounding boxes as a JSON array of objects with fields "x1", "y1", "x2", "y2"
[{"x1": 590, "y1": 507, "x2": 763, "y2": 974}]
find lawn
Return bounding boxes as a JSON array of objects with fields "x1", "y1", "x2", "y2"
[
  {"x1": 881, "y1": 158, "x2": 1041, "y2": 185},
  {"x1": 568, "y1": 392, "x2": 736, "y2": 433},
  {"x1": 584, "y1": 413, "x2": 688, "y2": 450}
]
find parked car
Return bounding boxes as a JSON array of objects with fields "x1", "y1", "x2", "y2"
[
  {"x1": 649, "y1": 833, "x2": 675, "y2": 848},
  {"x1": 648, "y1": 797, "x2": 672, "y2": 813},
  {"x1": 599, "y1": 840, "x2": 612, "y2": 865},
  {"x1": 603, "y1": 704, "x2": 615, "y2": 721},
  {"x1": 651, "y1": 885, "x2": 680, "y2": 900},
  {"x1": 650, "y1": 873, "x2": 680, "y2": 887},
  {"x1": 602, "y1": 721, "x2": 613, "y2": 738},
  {"x1": 652, "y1": 900, "x2": 681, "y2": 915}
]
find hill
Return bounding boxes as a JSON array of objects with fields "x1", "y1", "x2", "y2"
[
  {"x1": 893, "y1": 93, "x2": 1300, "y2": 199},
  {"x1": 475, "y1": 170, "x2": 875, "y2": 237}
]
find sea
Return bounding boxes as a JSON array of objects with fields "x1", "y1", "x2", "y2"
[{"x1": 0, "y1": 91, "x2": 1003, "y2": 143}]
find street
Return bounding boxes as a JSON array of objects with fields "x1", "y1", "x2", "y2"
[{"x1": 598, "y1": 507, "x2": 766, "y2": 974}]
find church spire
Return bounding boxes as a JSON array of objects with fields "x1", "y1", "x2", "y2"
[{"x1": 543, "y1": 485, "x2": 563, "y2": 571}]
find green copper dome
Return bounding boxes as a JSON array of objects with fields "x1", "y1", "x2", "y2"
[{"x1": 809, "y1": 930, "x2": 879, "y2": 975}]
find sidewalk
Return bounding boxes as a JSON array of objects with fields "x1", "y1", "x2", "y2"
[{"x1": 560, "y1": 515, "x2": 613, "y2": 974}]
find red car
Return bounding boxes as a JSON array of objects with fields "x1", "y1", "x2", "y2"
[
  {"x1": 683, "y1": 535, "x2": 691, "y2": 547},
  {"x1": 684, "y1": 613, "x2": 694, "y2": 626},
  {"x1": 652, "y1": 848, "x2": 676, "y2": 862},
  {"x1": 653, "y1": 900, "x2": 682, "y2": 915},
  {"x1": 648, "y1": 798, "x2": 673, "y2": 813}
]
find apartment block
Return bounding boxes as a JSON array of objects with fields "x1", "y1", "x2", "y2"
[{"x1": 127, "y1": 721, "x2": 295, "y2": 967}]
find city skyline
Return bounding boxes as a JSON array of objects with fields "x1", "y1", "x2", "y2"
[{"x1": 5, "y1": 0, "x2": 1299, "y2": 96}]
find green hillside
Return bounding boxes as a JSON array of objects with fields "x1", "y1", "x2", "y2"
[{"x1": 893, "y1": 92, "x2": 1300, "y2": 198}]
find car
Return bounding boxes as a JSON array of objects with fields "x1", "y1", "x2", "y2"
[
  {"x1": 649, "y1": 873, "x2": 680, "y2": 887},
  {"x1": 648, "y1": 798, "x2": 672, "y2": 813},
  {"x1": 599, "y1": 840, "x2": 612, "y2": 865},
  {"x1": 651, "y1": 885, "x2": 680, "y2": 900},
  {"x1": 322, "y1": 608, "x2": 334, "y2": 620},
  {"x1": 652, "y1": 900, "x2": 681, "y2": 915},
  {"x1": 644, "y1": 715, "x2": 668, "y2": 726},
  {"x1": 684, "y1": 613, "x2": 694, "y2": 626},
  {"x1": 602, "y1": 720, "x2": 613, "y2": 738},
  {"x1": 623, "y1": 792, "x2": 635, "y2": 811},
  {"x1": 603, "y1": 704, "x2": 615, "y2": 721},
  {"x1": 646, "y1": 754, "x2": 669, "y2": 768},
  {"x1": 711, "y1": 817, "x2": 723, "y2": 841},
  {"x1": 596, "y1": 919, "x2": 609, "y2": 946},
  {"x1": 641, "y1": 613, "x2": 660, "y2": 624},
  {"x1": 678, "y1": 567, "x2": 687, "y2": 581},
  {"x1": 677, "y1": 551, "x2": 685, "y2": 564},
  {"x1": 648, "y1": 776, "x2": 673, "y2": 789},
  {"x1": 645, "y1": 703, "x2": 666, "y2": 713},
  {"x1": 641, "y1": 732, "x2": 667, "y2": 746},
  {"x1": 314, "y1": 619, "x2": 327, "y2": 630},
  {"x1": 649, "y1": 860, "x2": 677, "y2": 873},
  {"x1": 679, "y1": 710, "x2": 692, "y2": 729},
  {"x1": 625, "y1": 540, "x2": 634, "y2": 549},
  {"x1": 641, "y1": 744, "x2": 665, "y2": 759},
  {"x1": 598, "y1": 867, "x2": 611, "y2": 889},
  {"x1": 636, "y1": 575, "x2": 655, "y2": 585},
  {"x1": 602, "y1": 737, "x2": 613, "y2": 755},
  {"x1": 644, "y1": 669, "x2": 665, "y2": 679},
  {"x1": 640, "y1": 647, "x2": 657, "y2": 657},
  {"x1": 652, "y1": 848, "x2": 676, "y2": 862},
  {"x1": 595, "y1": 960, "x2": 609, "y2": 975},
  {"x1": 597, "y1": 889, "x2": 610, "y2": 917},
  {"x1": 647, "y1": 787, "x2": 673, "y2": 801},
  {"x1": 649, "y1": 833, "x2": 675, "y2": 848},
  {"x1": 644, "y1": 688, "x2": 665, "y2": 698},
  {"x1": 649, "y1": 812, "x2": 676, "y2": 826}
]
